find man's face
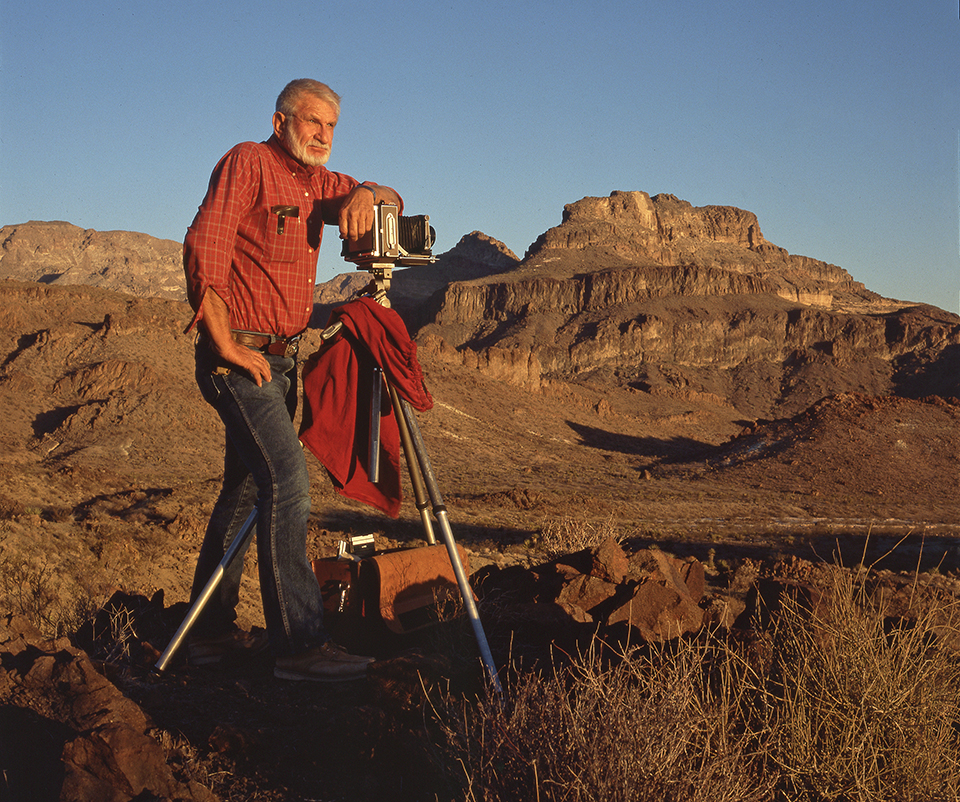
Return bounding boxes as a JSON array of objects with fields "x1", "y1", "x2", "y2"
[{"x1": 273, "y1": 97, "x2": 338, "y2": 167}]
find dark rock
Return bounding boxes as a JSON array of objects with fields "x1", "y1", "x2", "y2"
[
  {"x1": 588, "y1": 537, "x2": 629, "y2": 583},
  {"x1": 0, "y1": 614, "x2": 217, "y2": 802},
  {"x1": 606, "y1": 549, "x2": 704, "y2": 640},
  {"x1": 556, "y1": 574, "x2": 618, "y2": 613}
]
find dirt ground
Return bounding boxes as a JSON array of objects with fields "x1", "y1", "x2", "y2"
[{"x1": 0, "y1": 281, "x2": 958, "y2": 800}]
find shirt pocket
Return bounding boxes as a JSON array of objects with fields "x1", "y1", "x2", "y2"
[{"x1": 262, "y1": 205, "x2": 302, "y2": 263}]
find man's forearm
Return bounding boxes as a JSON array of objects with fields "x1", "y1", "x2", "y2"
[
  {"x1": 199, "y1": 289, "x2": 272, "y2": 386},
  {"x1": 199, "y1": 289, "x2": 235, "y2": 353}
]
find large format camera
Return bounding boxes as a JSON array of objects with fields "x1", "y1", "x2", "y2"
[{"x1": 342, "y1": 203, "x2": 435, "y2": 268}]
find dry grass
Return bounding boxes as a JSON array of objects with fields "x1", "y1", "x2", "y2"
[
  {"x1": 432, "y1": 564, "x2": 960, "y2": 802},
  {"x1": 0, "y1": 549, "x2": 102, "y2": 639},
  {"x1": 434, "y1": 636, "x2": 773, "y2": 802},
  {"x1": 532, "y1": 514, "x2": 621, "y2": 558},
  {"x1": 764, "y1": 566, "x2": 960, "y2": 801}
]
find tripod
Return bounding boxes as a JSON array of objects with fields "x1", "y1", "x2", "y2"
[{"x1": 155, "y1": 264, "x2": 502, "y2": 695}]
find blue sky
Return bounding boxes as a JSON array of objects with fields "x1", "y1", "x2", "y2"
[{"x1": 1, "y1": 0, "x2": 958, "y2": 311}]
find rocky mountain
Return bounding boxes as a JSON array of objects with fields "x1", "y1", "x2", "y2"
[
  {"x1": 0, "y1": 222, "x2": 519, "y2": 329},
  {"x1": 5, "y1": 194, "x2": 959, "y2": 425},
  {"x1": 524, "y1": 191, "x2": 863, "y2": 303},
  {"x1": 0, "y1": 221, "x2": 186, "y2": 301},
  {"x1": 413, "y1": 191, "x2": 960, "y2": 418}
]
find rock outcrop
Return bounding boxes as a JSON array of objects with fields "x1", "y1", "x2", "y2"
[
  {"x1": 417, "y1": 191, "x2": 960, "y2": 416},
  {"x1": 0, "y1": 614, "x2": 216, "y2": 802},
  {"x1": 0, "y1": 222, "x2": 186, "y2": 301},
  {"x1": 488, "y1": 538, "x2": 707, "y2": 641},
  {"x1": 524, "y1": 191, "x2": 860, "y2": 305}
]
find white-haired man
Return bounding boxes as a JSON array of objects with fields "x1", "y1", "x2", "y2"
[{"x1": 183, "y1": 79, "x2": 401, "y2": 681}]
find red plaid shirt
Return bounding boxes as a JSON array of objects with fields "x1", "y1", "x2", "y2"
[{"x1": 183, "y1": 135, "x2": 399, "y2": 337}]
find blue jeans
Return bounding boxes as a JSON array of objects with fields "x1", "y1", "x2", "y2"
[{"x1": 191, "y1": 343, "x2": 328, "y2": 657}]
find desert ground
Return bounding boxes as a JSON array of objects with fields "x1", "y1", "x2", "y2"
[{"x1": 1, "y1": 199, "x2": 958, "y2": 799}]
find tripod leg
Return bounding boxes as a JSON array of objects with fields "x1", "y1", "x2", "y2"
[
  {"x1": 153, "y1": 508, "x2": 258, "y2": 674},
  {"x1": 394, "y1": 396, "x2": 502, "y2": 696},
  {"x1": 368, "y1": 367, "x2": 383, "y2": 483},
  {"x1": 388, "y1": 383, "x2": 436, "y2": 545}
]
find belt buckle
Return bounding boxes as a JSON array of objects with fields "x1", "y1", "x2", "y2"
[{"x1": 284, "y1": 336, "x2": 301, "y2": 359}]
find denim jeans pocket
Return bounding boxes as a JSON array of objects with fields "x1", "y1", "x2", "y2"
[
  {"x1": 197, "y1": 368, "x2": 225, "y2": 407},
  {"x1": 195, "y1": 341, "x2": 221, "y2": 401}
]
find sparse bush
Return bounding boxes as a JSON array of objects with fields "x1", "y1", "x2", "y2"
[
  {"x1": 762, "y1": 565, "x2": 960, "y2": 801},
  {"x1": 432, "y1": 564, "x2": 960, "y2": 802},
  {"x1": 434, "y1": 636, "x2": 773, "y2": 802},
  {"x1": 534, "y1": 514, "x2": 620, "y2": 558},
  {"x1": 0, "y1": 549, "x2": 100, "y2": 638}
]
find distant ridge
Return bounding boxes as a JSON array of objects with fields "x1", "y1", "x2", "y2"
[
  {"x1": 5, "y1": 192, "x2": 959, "y2": 421},
  {"x1": 0, "y1": 221, "x2": 186, "y2": 301}
]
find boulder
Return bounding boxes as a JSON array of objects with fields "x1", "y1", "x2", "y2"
[
  {"x1": 532, "y1": 541, "x2": 706, "y2": 641},
  {"x1": 607, "y1": 548, "x2": 705, "y2": 640},
  {"x1": 0, "y1": 613, "x2": 216, "y2": 802}
]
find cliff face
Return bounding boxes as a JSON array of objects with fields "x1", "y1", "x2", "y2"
[
  {"x1": 418, "y1": 191, "x2": 960, "y2": 418},
  {"x1": 438, "y1": 191, "x2": 867, "y2": 313}
]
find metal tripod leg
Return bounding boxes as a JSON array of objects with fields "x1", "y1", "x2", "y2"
[
  {"x1": 390, "y1": 389, "x2": 503, "y2": 695},
  {"x1": 153, "y1": 508, "x2": 258, "y2": 674},
  {"x1": 388, "y1": 384, "x2": 436, "y2": 545}
]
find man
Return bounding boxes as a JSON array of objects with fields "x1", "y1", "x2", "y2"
[{"x1": 182, "y1": 79, "x2": 402, "y2": 681}]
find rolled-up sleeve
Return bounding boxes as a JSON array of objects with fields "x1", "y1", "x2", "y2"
[{"x1": 183, "y1": 144, "x2": 260, "y2": 330}]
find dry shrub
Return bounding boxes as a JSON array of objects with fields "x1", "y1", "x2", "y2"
[
  {"x1": 764, "y1": 565, "x2": 960, "y2": 801},
  {"x1": 433, "y1": 565, "x2": 960, "y2": 802},
  {"x1": 435, "y1": 636, "x2": 772, "y2": 802},
  {"x1": 535, "y1": 514, "x2": 620, "y2": 558},
  {"x1": 0, "y1": 550, "x2": 101, "y2": 638}
]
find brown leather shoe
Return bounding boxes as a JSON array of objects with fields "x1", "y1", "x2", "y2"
[{"x1": 274, "y1": 642, "x2": 374, "y2": 682}]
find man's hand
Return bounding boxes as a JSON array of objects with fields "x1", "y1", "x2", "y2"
[
  {"x1": 337, "y1": 184, "x2": 402, "y2": 243},
  {"x1": 337, "y1": 185, "x2": 376, "y2": 243},
  {"x1": 214, "y1": 337, "x2": 273, "y2": 388},
  {"x1": 199, "y1": 290, "x2": 272, "y2": 386}
]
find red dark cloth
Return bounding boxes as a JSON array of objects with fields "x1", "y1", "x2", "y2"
[
  {"x1": 183, "y1": 134, "x2": 401, "y2": 337},
  {"x1": 299, "y1": 297, "x2": 432, "y2": 517}
]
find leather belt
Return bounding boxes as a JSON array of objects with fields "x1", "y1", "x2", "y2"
[{"x1": 231, "y1": 330, "x2": 301, "y2": 358}]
